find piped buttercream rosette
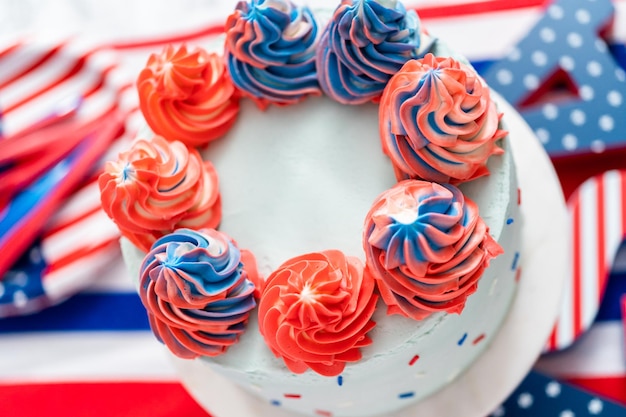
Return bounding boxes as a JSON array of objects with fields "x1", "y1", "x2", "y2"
[
  {"x1": 224, "y1": 0, "x2": 321, "y2": 107},
  {"x1": 137, "y1": 44, "x2": 240, "y2": 147},
  {"x1": 316, "y1": 0, "x2": 424, "y2": 105},
  {"x1": 258, "y1": 250, "x2": 378, "y2": 376},
  {"x1": 139, "y1": 228, "x2": 258, "y2": 359},
  {"x1": 363, "y1": 180, "x2": 503, "y2": 321},
  {"x1": 99, "y1": 134, "x2": 221, "y2": 252},
  {"x1": 380, "y1": 53, "x2": 507, "y2": 184}
]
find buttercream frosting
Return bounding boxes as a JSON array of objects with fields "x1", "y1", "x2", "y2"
[
  {"x1": 363, "y1": 179, "x2": 503, "y2": 320},
  {"x1": 257, "y1": 250, "x2": 378, "y2": 376},
  {"x1": 139, "y1": 228, "x2": 257, "y2": 358},
  {"x1": 99, "y1": 134, "x2": 221, "y2": 251},
  {"x1": 316, "y1": 0, "x2": 423, "y2": 104},
  {"x1": 225, "y1": 0, "x2": 321, "y2": 107},
  {"x1": 380, "y1": 53, "x2": 506, "y2": 184},
  {"x1": 137, "y1": 44, "x2": 240, "y2": 147}
]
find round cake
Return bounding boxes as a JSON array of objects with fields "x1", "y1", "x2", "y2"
[{"x1": 103, "y1": 1, "x2": 522, "y2": 416}]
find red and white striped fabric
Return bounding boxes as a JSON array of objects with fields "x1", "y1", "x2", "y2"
[
  {"x1": 0, "y1": 37, "x2": 121, "y2": 136},
  {"x1": 0, "y1": 35, "x2": 139, "y2": 314},
  {"x1": 546, "y1": 170, "x2": 626, "y2": 352},
  {"x1": 2, "y1": 1, "x2": 626, "y2": 416},
  {"x1": 39, "y1": 178, "x2": 121, "y2": 303}
]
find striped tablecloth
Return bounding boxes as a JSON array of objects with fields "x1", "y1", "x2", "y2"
[{"x1": 2, "y1": 1, "x2": 626, "y2": 416}]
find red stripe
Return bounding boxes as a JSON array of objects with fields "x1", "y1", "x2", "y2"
[
  {"x1": 44, "y1": 238, "x2": 119, "y2": 276},
  {"x1": 566, "y1": 376, "x2": 626, "y2": 407},
  {"x1": 4, "y1": 49, "x2": 97, "y2": 113},
  {"x1": 415, "y1": 0, "x2": 548, "y2": 19},
  {"x1": 104, "y1": 0, "x2": 547, "y2": 52},
  {"x1": 0, "y1": 382, "x2": 211, "y2": 417},
  {"x1": 572, "y1": 192, "x2": 582, "y2": 342},
  {"x1": 42, "y1": 176, "x2": 102, "y2": 236},
  {"x1": 0, "y1": 43, "x2": 64, "y2": 91},
  {"x1": 43, "y1": 202, "x2": 102, "y2": 238},
  {"x1": 0, "y1": 40, "x2": 21, "y2": 60}
]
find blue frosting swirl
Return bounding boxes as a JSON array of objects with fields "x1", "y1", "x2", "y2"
[
  {"x1": 224, "y1": 0, "x2": 321, "y2": 106},
  {"x1": 316, "y1": 0, "x2": 425, "y2": 104},
  {"x1": 139, "y1": 228, "x2": 256, "y2": 358}
]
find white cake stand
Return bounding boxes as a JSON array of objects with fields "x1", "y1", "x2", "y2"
[{"x1": 169, "y1": 95, "x2": 569, "y2": 417}]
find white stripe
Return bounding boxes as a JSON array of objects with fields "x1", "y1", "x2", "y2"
[
  {"x1": 615, "y1": 1, "x2": 626, "y2": 43},
  {"x1": 3, "y1": 52, "x2": 117, "y2": 134},
  {"x1": 555, "y1": 202, "x2": 575, "y2": 348},
  {"x1": 47, "y1": 181, "x2": 102, "y2": 228},
  {"x1": 580, "y1": 178, "x2": 599, "y2": 336},
  {"x1": 0, "y1": 38, "x2": 50, "y2": 85},
  {"x1": 536, "y1": 321, "x2": 626, "y2": 377},
  {"x1": 0, "y1": 332, "x2": 177, "y2": 382},
  {"x1": 75, "y1": 71, "x2": 125, "y2": 120},
  {"x1": 83, "y1": 256, "x2": 138, "y2": 292},
  {"x1": 42, "y1": 209, "x2": 119, "y2": 265},
  {"x1": 2, "y1": 41, "x2": 81, "y2": 108},
  {"x1": 421, "y1": 8, "x2": 542, "y2": 61},
  {"x1": 612, "y1": 243, "x2": 626, "y2": 273},
  {"x1": 42, "y1": 243, "x2": 120, "y2": 302}
]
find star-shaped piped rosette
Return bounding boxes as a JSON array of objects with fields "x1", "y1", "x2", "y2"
[
  {"x1": 258, "y1": 250, "x2": 378, "y2": 376},
  {"x1": 224, "y1": 0, "x2": 321, "y2": 107},
  {"x1": 380, "y1": 54, "x2": 506, "y2": 184},
  {"x1": 139, "y1": 228, "x2": 258, "y2": 358},
  {"x1": 137, "y1": 44, "x2": 240, "y2": 147},
  {"x1": 316, "y1": 0, "x2": 424, "y2": 104},
  {"x1": 98, "y1": 134, "x2": 221, "y2": 251},
  {"x1": 363, "y1": 180, "x2": 502, "y2": 320}
]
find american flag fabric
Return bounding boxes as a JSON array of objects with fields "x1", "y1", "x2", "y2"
[
  {"x1": 545, "y1": 170, "x2": 626, "y2": 353},
  {"x1": 2, "y1": 1, "x2": 626, "y2": 416}
]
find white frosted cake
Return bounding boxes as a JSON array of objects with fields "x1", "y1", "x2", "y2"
[{"x1": 101, "y1": 1, "x2": 522, "y2": 416}]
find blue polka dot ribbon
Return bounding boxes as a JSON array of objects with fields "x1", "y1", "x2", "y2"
[{"x1": 491, "y1": 371, "x2": 626, "y2": 416}]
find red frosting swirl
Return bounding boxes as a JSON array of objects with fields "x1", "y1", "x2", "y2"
[
  {"x1": 363, "y1": 180, "x2": 503, "y2": 320},
  {"x1": 258, "y1": 250, "x2": 378, "y2": 377},
  {"x1": 137, "y1": 44, "x2": 240, "y2": 147},
  {"x1": 99, "y1": 134, "x2": 221, "y2": 251},
  {"x1": 380, "y1": 54, "x2": 506, "y2": 184}
]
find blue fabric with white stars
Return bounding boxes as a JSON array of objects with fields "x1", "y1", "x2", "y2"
[
  {"x1": 0, "y1": 240, "x2": 48, "y2": 317},
  {"x1": 491, "y1": 371, "x2": 626, "y2": 416},
  {"x1": 482, "y1": 0, "x2": 626, "y2": 158}
]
